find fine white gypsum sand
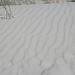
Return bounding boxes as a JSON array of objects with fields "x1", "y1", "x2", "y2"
[{"x1": 0, "y1": 2, "x2": 75, "y2": 75}]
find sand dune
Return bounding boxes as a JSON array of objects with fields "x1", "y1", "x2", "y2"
[{"x1": 0, "y1": 2, "x2": 75, "y2": 75}]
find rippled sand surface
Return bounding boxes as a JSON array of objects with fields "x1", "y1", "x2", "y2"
[{"x1": 0, "y1": 2, "x2": 75, "y2": 75}]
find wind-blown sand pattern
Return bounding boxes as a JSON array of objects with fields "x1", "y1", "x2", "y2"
[{"x1": 0, "y1": 2, "x2": 75, "y2": 75}]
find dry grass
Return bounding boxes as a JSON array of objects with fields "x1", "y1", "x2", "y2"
[
  {"x1": 0, "y1": 0, "x2": 74, "y2": 19},
  {"x1": 0, "y1": 0, "x2": 74, "y2": 6},
  {"x1": 0, "y1": 0, "x2": 14, "y2": 19}
]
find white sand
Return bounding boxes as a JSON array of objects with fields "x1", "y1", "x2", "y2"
[{"x1": 0, "y1": 2, "x2": 75, "y2": 75}]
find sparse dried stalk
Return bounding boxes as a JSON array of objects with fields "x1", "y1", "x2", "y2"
[
  {"x1": 46, "y1": 0, "x2": 50, "y2": 3},
  {"x1": 24, "y1": 0, "x2": 35, "y2": 4},
  {"x1": 29, "y1": 0, "x2": 35, "y2": 4},
  {"x1": 16, "y1": 0, "x2": 22, "y2": 5},
  {"x1": 0, "y1": 0, "x2": 14, "y2": 19}
]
